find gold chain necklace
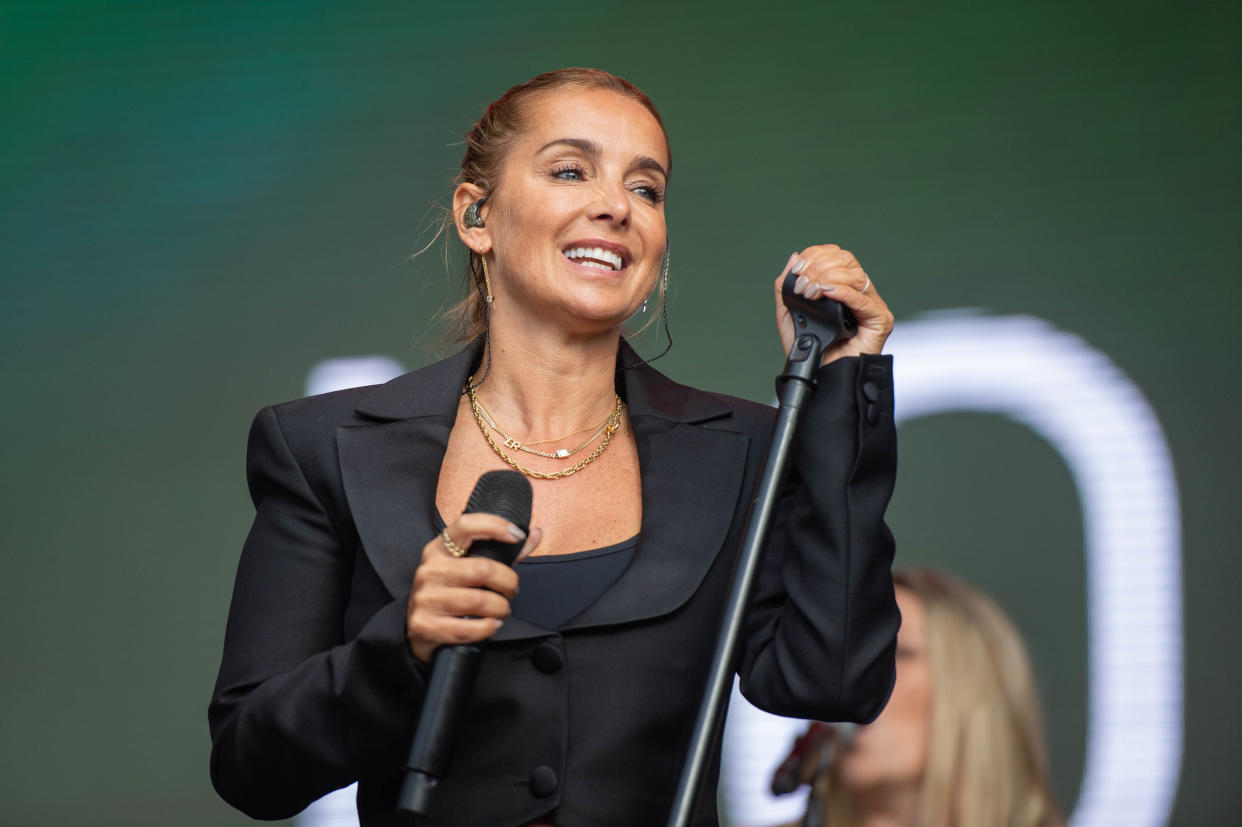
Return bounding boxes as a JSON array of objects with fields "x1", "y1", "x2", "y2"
[
  {"x1": 472, "y1": 392, "x2": 622, "y2": 459},
  {"x1": 466, "y1": 385, "x2": 624, "y2": 480}
]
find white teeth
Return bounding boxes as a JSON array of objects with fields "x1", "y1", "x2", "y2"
[{"x1": 562, "y1": 246, "x2": 624, "y2": 271}]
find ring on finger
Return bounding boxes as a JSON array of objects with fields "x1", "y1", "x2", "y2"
[
  {"x1": 860, "y1": 276, "x2": 871, "y2": 295},
  {"x1": 441, "y1": 528, "x2": 468, "y2": 558}
]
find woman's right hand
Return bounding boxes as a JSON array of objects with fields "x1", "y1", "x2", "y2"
[{"x1": 406, "y1": 514, "x2": 542, "y2": 663}]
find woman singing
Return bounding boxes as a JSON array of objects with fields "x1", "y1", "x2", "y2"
[
  {"x1": 209, "y1": 67, "x2": 900, "y2": 827},
  {"x1": 773, "y1": 568, "x2": 1064, "y2": 827}
]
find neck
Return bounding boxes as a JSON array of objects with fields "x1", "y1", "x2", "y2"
[{"x1": 472, "y1": 315, "x2": 623, "y2": 441}]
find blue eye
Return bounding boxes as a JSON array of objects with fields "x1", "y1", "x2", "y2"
[
  {"x1": 551, "y1": 164, "x2": 585, "y2": 181},
  {"x1": 633, "y1": 184, "x2": 665, "y2": 205}
]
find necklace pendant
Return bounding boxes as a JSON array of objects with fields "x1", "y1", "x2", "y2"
[
  {"x1": 504, "y1": 436, "x2": 522, "y2": 450},
  {"x1": 556, "y1": 448, "x2": 570, "y2": 458}
]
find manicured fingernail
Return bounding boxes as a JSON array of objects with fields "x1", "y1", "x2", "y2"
[
  {"x1": 494, "y1": 619, "x2": 505, "y2": 631},
  {"x1": 795, "y1": 275, "x2": 809, "y2": 293},
  {"x1": 791, "y1": 258, "x2": 808, "y2": 275},
  {"x1": 507, "y1": 524, "x2": 527, "y2": 541},
  {"x1": 819, "y1": 283, "x2": 836, "y2": 293}
]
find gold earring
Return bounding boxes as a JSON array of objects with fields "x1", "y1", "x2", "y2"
[{"x1": 481, "y1": 255, "x2": 493, "y2": 304}]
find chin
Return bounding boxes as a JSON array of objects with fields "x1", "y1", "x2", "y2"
[
  {"x1": 557, "y1": 299, "x2": 640, "y2": 332},
  {"x1": 835, "y1": 759, "x2": 922, "y2": 795}
]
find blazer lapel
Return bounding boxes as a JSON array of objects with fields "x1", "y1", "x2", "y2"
[
  {"x1": 564, "y1": 416, "x2": 750, "y2": 629},
  {"x1": 565, "y1": 351, "x2": 752, "y2": 630},
  {"x1": 337, "y1": 346, "x2": 477, "y2": 600},
  {"x1": 338, "y1": 417, "x2": 451, "y2": 600}
]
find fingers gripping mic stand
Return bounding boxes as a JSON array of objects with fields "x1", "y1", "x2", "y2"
[{"x1": 665, "y1": 272, "x2": 856, "y2": 827}]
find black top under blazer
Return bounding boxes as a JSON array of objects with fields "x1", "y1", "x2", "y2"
[{"x1": 209, "y1": 342, "x2": 900, "y2": 826}]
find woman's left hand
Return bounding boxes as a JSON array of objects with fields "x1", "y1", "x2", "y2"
[{"x1": 772, "y1": 245, "x2": 893, "y2": 365}]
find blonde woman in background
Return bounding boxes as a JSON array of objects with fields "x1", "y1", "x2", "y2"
[{"x1": 778, "y1": 567, "x2": 1064, "y2": 827}]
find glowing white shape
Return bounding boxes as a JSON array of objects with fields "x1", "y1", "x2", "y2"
[
  {"x1": 721, "y1": 680, "x2": 809, "y2": 824},
  {"x1": 721, "y1": 313, "x2": 1182, "y2": 827},
  {"x1": 890, "y1": 312, "x2": 1182, "y2": 827},
  {"x1": 305, "y1": 355, "x2": 407, "y2": 396}
]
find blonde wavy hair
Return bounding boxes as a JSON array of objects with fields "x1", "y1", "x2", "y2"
[{"x1": 812, "y1": 567, "x2": 1064, "y2": 827}]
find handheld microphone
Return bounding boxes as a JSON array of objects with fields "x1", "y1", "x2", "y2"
[
  {"x1": 770, "y1": 722, "x2": 859, "y2": 796},
  {"x1": 396, "y1": 470, "x2": 533, "y2": 817},
  {"x1": 770, "y1": 722, "x2": 827, "y2": 796}
]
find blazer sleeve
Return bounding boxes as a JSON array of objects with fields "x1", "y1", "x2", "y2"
[
  {"x1": 208, "y1": 405, "x2": 428, "y2": 820},
  {"x1": 738, "y1": 353, "x2": 900, "y2": 724}
]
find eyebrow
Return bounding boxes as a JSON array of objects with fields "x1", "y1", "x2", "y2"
[{"x1": 536, "y1": 137, "x2": 669, "y2": 181}]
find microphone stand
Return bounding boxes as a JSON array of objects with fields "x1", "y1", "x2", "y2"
[{"x1": 665, "y1": 272, "x2": 856, "y2": 827}]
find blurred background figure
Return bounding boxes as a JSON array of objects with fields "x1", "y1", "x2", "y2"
[{"x1": 770, "y1": 567, "x2": 1063, "y2": 827}]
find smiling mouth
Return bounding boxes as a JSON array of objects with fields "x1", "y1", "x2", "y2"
[{"x1": 563, "y1": 246, "x2": 625, "y2": 271}]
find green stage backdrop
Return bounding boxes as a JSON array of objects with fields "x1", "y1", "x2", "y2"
[{"x1": 2, "y1": 1, "x2": 1238, "y2": 824}]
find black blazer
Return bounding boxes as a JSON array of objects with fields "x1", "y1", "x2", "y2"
[{"x1": 209, "y1": 343, "x2": 900, "y2": 827}]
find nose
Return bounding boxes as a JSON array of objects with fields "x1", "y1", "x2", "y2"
[{"x1": 586, "y1": 177, "x2": 631, "y2": 227}]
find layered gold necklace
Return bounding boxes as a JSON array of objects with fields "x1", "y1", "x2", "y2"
[{"x1": 466, "y1": 384, "x2": 624, "y2": 480}]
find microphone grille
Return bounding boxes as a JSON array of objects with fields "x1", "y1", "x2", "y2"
[{"x1": 464, "y1": 470, "x2": 533, "y2": 528}]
